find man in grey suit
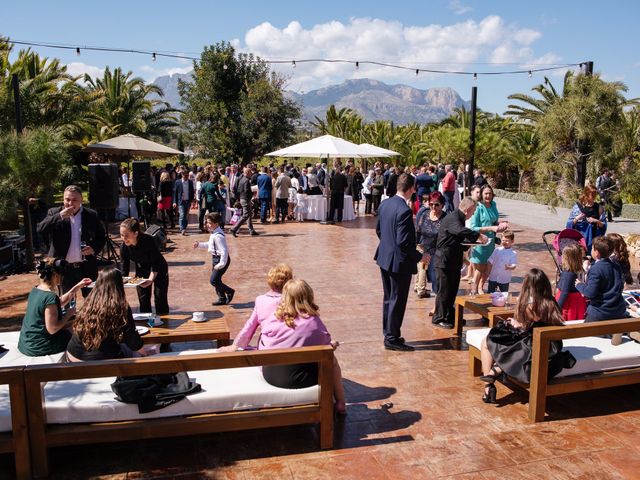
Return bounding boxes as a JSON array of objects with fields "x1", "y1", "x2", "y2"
[
  {"x1": 274, "y1": 167, "x2": 292, "y2": 223},
  {"x1": 231, "y1": 167, "x2": 259, "y2": 237}
]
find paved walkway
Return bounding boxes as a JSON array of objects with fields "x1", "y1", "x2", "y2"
[
  {"x1": 495, "y1": 196, "x2": 640, "y2": 235},
  {"x1": 0, "y1": 205, "x2": 638, "y2": 479}
]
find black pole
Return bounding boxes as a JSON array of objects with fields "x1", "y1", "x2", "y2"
[
  {"x1": 13, "y1": 74, "x2": 35, "y2": 270},
  {"x1": 12, "y1": 74, "x2": 23, "y2": 134},
  {"x1": 577, "y1": 61, "x2": 594, "y2": 186},
  {"x1": 467, "y1": 86, "x2": 478, "y2": 197}
]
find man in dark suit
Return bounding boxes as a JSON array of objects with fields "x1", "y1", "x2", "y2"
[
  {"x1": 415, "y1": 167, "x2": 434, "y2": 199},
  {"x1": 37, "y1": 185, "x2": 105, "y2": 296},
  {"x1": 329, "y1": 165, "x2": 348, "y2": 222},
  {"x1": 299, "y1": 168, "x2": 309, "y2": 193},
  {"x1": 375, "y1": 173, "x2": 425, "y2": 351},
  {"x1": 386, "y1": 167, "x2": 398, "y2": 197},
  {"x1": 575, "y1": 236, "x2": 626, "y2": 322},
  {"x1": 231, "y1": 167, "x2": 259, "y2": 237},
  {"x1": 173, "y1": 169, "x2": 195, "y2": 235},
  {"x1": 257, "y1": 166, "x2": 273, "y2": 224},
  {"x1": 316, "y1": 163, "x2": 326, "y2": 189},
  {"x1": 432, "y1": 197, "x2": 487, "y2": 329}
]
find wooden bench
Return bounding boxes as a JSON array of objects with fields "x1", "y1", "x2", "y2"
[
  {"x1": 468, "y1": 318, "x2": 640, "y2": 422},
  {"x1": 24, "y1": 346, "x2": 335, "y2": 478},
  {"x1": 0, "y1": 367, "x2": 31, "y2": 480}
]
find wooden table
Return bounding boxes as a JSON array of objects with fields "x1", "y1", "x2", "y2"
[
  {"x1": 454, "y1": 294, "x2": 514, "y2": 336},
  {"x1": 136, "y1": 314, "x2": 230, "y2": 346}
]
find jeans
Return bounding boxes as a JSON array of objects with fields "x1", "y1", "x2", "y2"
[
  {"x1": 443, "y1": 190, "x2": 455, "y2": 213},
  {"x1": 178, "y1": 200, "x2": 190, "y2": 232}
]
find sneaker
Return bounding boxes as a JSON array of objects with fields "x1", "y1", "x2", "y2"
[{"x1": 416, "y1": 291, "x2": 431, "y2": 299}]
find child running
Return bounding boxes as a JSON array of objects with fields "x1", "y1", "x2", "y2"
[
  {"x1": 193, "y1": 212, "x2": 235, "y2": 306},
  {"x1": 555, "y1": 243, "x2": 588, "y2": 321}
]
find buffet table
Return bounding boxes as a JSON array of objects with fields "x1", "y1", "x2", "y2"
[{"x1": 304, "y1": 195, "x2": 355, "y2": 221}]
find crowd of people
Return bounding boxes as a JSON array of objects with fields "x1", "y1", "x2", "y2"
[{"x1": 11, "y1": 157, "x2": 637, "y2": 413}]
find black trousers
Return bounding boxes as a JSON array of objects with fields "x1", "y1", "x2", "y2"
[
  {"x1": 329, "y1": 193, "x2": 344, "y2": 222},
  {"x1": 137, "y1": 271, "x2": 170, "y2": 315},
  {"x1": 380, "y1": 268, "x2": 412, "y2": 342},
  {"x1": 433, "y1": 264, "x2": 462, "y2": 325},
  {"x1": 364, "y1": 193, "x2": 373, "y2": 214},
  {"x1": 275, "y1": 198, "x2": 288, "y2": 222},
  {"x1": 62, "y1": 261, "x2": 97, "y2": 298},
  {"x1": 372, "y1": 194, "x2": 382, "y2": 214},
  {"x1": 210, "y1": 257, "x2": 233, "y2": 300}
]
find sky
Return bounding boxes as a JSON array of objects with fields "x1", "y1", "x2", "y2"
[{"x1": 2, "y1": 0, "x2": 639, "y2": 114}]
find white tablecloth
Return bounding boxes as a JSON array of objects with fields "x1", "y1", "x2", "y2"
[
  {"x1": 116, "y1": 197, "x2": 138, "y2": 220},
  {"x1": 304, "y1": 195, "x2": 355, "y2": 221}
]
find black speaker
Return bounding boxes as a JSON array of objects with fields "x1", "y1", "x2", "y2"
[
  {"x1": 88, "y1": 163, "x2": 119, "y2": 210},
  {"x1": 145, "y1": 224, "x2": 167, "y2": 251},
  {"x1": 132, "y1": 161, "x2": 152, "y2": 192}
]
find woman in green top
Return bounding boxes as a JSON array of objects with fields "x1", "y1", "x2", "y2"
[
  {"x1": 18, "y1": 258, "x2": 91, "y2": 356},
  {"x1": 468, "y1": 185, "x2": 508, "y2": 295}
]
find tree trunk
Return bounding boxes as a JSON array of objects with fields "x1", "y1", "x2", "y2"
[{"x1": 21, "y1": 199, "x2": 34, "y2": 271}]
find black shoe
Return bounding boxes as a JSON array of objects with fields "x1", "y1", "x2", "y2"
[
  {"x1": 416, "y1": 291, "x2": 431, "y2": 299},
  {"x1": 226, "y1": 289, "x2": 235, "y2": 304},
  {"x1": 482, "y1": 383, "x2": 497, "y2": 404},
  {"x1": 212, "y1": 298, "x2": 227, "y2": 306},
  {"x1": 231, "y1": 230, "x2": 238, "y2": 238},
  {"x1": 384, "y1": 340, "x2": 415, "y2": 351},
  {"x1": 435, "y1": 321, "x2": 454, "y2": 329},
  {"x1": 250, "y1": 230, "x2": 260, "y2": 236},
  {"x1": 480, "y1": 365, "x2": 504, "y2": 383}
]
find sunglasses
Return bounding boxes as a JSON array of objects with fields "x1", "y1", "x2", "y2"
[{"x1": 429, "y1": 202, "x2": 441, "y2": 207}]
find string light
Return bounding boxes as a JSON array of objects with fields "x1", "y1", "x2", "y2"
[
  {"x1": 152, "y1": 52, "x2": 156, "y2": 62},
  {"x1": 355, "y1": 61, "x2": 359, "y2": 70},
  {"x1": 473, "y1": 73, "x2": 477, "y2": 81},
  {"x1": 8, "y1": 39, "x2": 585, "y2": 77},
  {"x1": 528, "y1": 70, "x2": 532, "y2": 78},
  {"x1": 415, "y1": 69, "x2": 419, "y2": 76}
]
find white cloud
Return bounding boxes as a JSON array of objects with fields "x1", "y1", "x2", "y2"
[
  {"x1": 65, "y1": 62, "x2": 104, "y2": 80},
  {"x1": 237, "y1": 16, "x2": 555, "y2": 91},
  {"x1": 449, "y1": 0, "x2": 473, "y2": 15}
]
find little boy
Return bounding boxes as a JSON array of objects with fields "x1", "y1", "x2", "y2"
[
  {"x1": 193, "y1": 212, "x2": 235, "y2": 306},
  {"x1": 486, "y1": 230, "x2": 517, "y2": 293}
]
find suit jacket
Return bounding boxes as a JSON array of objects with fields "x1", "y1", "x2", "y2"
[
  {"x1": 433, "y1": 209, "x2": 480, "y2": 269},
  {"x1": 173, "y1": 179, "x2": 195, "y2": 204},
  {"x1": 575, "y1": 258, "x2": 627, "y2": 320},
  {"x1": 299, "y1": 174, "x2": 309, "y2": 192},
  {"x1": 235, "y1": 175, "x2": 253, "y2": 202},
  {"x1": 386, "y1": 173, "x2": 398, "y2": 197},
  {"x1": 37, "y1": 206, "x2": 105, "y2": 278},
  {"x1": 330, "y1": 172, "x2": 347, "y2": 196},
  {"x1": 317, "y1": 168, "x2": 326, "y2": 186},
  {"x1": 374, "y1": 195, "x2": 422, "y2": 275},
  {"x1": 257, "y1": 173, "x2": 273, "y2": 199},
  {"x1": 274, "y1": 174, "x2": 292, "y2": 199}
]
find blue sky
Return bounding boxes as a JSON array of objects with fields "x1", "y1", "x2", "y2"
[{"x1": 2, "y1": 0, "x2": 638, "y2": 114}]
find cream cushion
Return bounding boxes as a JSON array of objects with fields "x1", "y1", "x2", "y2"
[
  {"x1": 466, "y1": 327, "x2": 640, "y2": 378},
  {"x1": 43, "y1": 349, "x2": 320, "y2": 424},
  {"x1": 0, "y1": 331, "x2": 66, "y2": 432}
]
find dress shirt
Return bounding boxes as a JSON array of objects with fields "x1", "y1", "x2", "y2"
[
  {"x1": 197, "y1": 227, "x2": 228, "y2": 270},
  {"x1": 487, "y1": 247, "x2": 517, "y2": 284},
  {"x1": 65, "y1": 206, "x2": 83, "y2": 263},
  {"x1": 181, "y1": 179, "x2": 190, "y2": 202}
]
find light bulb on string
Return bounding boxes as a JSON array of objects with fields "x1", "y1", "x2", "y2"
[
  {"x1": 223, "y1": 63, "x2": 228, "y2": 70},
  {"x1": 292, "y1": 60, "x2": 296, "y2": 68},
  {"x1": 415, "y1": 69, "x2": 419, "y2": 76},
  {"x1": 355, "y1": 61, "x2": 359, "y2": 70},
  {"x1": 528, "y1": 70, "x2": 532, "y2": 78},
  {"x1": 76, "y1": 47, "x2": 80, "y2": 56},
  {"x1": 473, "y1": 73, "x2": 477, "y2": 81},
  {"x1": 152, "y1": 53, "x2": 156, "y2": 62}
]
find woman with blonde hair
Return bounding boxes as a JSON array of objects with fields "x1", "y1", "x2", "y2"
[
  {"x1": 219, "y1": 263, "x2": 293, "y2": 352},
  {"x1": 261, "y1": 279, "x2": 346, "y2": 414},
  {"x1": 157, "y1": 171, "x2": 175, "y2": 228},
  {"x1": 66, "y1": 267, "x2": 145, "y2": 361}
]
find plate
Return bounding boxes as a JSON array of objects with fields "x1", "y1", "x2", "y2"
[
  {"x1": 190, "y1": 316, "x2": 207, "y2": 323},
  {"x1": 136, "y1": 326, "x2": 149, "y2": 335}
]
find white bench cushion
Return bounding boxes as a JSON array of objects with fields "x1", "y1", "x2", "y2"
[
  {"x1": 43, "y1": 349, "x2": 320, "y2": 424},
  {"x1": 466, "y1": 327, "x2": 640, "y2": 378},
  {"x1": 0, "y1": 331, "x2": 66, "y2": 367}
]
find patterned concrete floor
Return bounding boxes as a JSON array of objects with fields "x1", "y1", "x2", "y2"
[{"x1": 1, "y1": 207, "x2": 639, "y2": 479}]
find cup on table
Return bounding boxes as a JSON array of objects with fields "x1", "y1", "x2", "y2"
[
  {"x1": 147, "y1": 315, "x2": 160, "y2": 327},
  {"x1": 191, "y1": 311, "x2": 206, "y2": 322}
]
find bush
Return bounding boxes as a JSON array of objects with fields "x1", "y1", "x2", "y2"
[{"x1": 621, "y1": 204, "x2": 640, "y2": 220}]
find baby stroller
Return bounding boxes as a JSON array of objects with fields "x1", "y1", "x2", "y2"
[{"x1": 542, "y1": 229, "x2": 587, "y2": 287}]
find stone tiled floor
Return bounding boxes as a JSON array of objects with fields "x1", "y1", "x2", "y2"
[{"x1": 1, "y1": 209, "x2": 639, "y2": 479}]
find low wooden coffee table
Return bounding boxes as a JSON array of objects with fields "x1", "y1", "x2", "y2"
[
  {"x1": 454, "y1": 294, "x2": 514, "y2": 336},
  {"x1": 136, "y1": 314, "x2": 230, "y2": 346}
]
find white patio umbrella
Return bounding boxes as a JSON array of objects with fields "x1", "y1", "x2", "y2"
[
  {"x1": 266, "y1": 134, "x2": 377, "y2": 223},
  {"x1": 358, "y1": 143, "x2": 401, "y2": 157},
  {"x1": 83, "y1": 133, "x2": 185, "y2": 157}
]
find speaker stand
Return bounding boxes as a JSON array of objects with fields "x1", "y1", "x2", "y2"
[{"x1": 98, "y1": 220, "x2": 120, "y2": 265}]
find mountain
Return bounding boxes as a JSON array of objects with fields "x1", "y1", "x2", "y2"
[{"x1": 152, "y1": 74, "x2": 469, "y2": 124}]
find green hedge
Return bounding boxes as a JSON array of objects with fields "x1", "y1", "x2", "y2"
[{"x1": 621, "y1": 204, "x2": 640, "y2": 220}]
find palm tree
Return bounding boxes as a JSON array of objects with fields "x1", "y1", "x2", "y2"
[
  {"x1": 505, "y1": 72, "x2": 575, "y2": 124},
  {"x1": 82, "y1": 67, "x2": 179, "y2": 141}
]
